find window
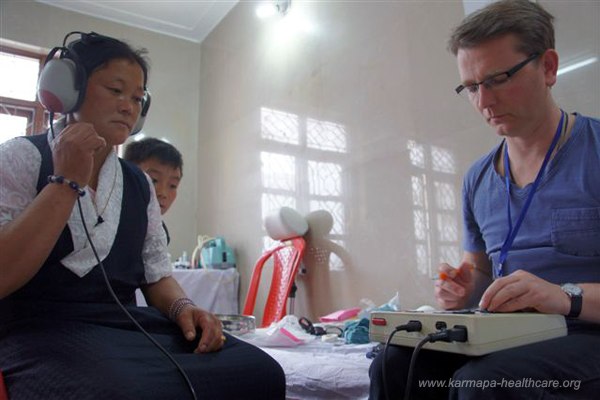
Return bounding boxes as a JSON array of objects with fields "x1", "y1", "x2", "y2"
[
  {"x1": 408, "y1": 140, "x2": 461, "y2": 278},
  {"x1": 260, "y1": 106, "x2": 348, "y2": 270},
  {"x1": 0, "y1": 46, "x2": 48, "y2": 144}
]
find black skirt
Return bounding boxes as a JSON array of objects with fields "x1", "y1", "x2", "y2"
[{"x1": 1, "y1": 302, "x2": 285, "y2": 400}]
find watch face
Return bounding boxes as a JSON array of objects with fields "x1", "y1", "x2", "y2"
[{"x1": 562, "y1": 283, "x2": 583, "y2": 296}]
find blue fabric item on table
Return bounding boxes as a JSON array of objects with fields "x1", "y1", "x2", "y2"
[
  {"x1": 343, "y1": 303, "x2": 397, "y2": 344},
  {"x1": 344, "y1": 317, "x2": 370, "y2": 344}
]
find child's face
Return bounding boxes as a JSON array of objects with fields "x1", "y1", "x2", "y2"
[{"x1": 137, "y1": 157, "x2": 181, "y2": 215}]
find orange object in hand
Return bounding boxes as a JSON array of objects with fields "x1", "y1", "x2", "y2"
[{"x1": 434, "y1": 264, "x2": 474, "y2": 281}]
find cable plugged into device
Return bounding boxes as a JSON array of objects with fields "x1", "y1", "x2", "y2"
[
  {"x1": 395, "y1": 320, "x2": 423, "y2": 333},
  {"x1": 382, "y1": 321, "x2": 422, "y2": 400},
  {"x1": 427, "y1": 325, "x2": 468, "y2": 343},
  {"x1": 403, "y1": 325, "x2": 469, "y2": 400}
]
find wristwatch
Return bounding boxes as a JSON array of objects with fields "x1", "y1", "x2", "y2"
[{"x1": 560, "y1": 283, "x2": 583, "y2": 318}]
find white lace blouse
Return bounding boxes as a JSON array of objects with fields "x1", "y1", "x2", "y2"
[{"x1": 0, "y1": 132, "x2": 172, "y2": 284}]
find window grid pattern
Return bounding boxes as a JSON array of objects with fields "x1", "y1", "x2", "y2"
[
  {"x1": 261, "y1": 193, "x2": 296, "y2": 222},
  {"x1": 260, "y1": 107, "x2": 347, "y2": 271},
  {"x1": 432, "y1": 145, "x2": 456, "y2": 174},
  {"x1": 409, "y1": 140, "x2": 460, "y2": 276},
  {"x1": 408, "y1": 140, "x2": 425, "y2": 169},
  {"x1": 261, "y1": 152, "x2": 296, "y2": 191},
  {"x1": 309, "y1": 200, "x2": 345, "y2": 236},
  {"x1": 308, "y1": 161, "x2": 342, "y2": 196},
  {"x1": 261, "y1": 108, "x2": 299, "y2": 144},
  {"x1": 307, "y1": 118, "x2": 347, "y2": 153}
]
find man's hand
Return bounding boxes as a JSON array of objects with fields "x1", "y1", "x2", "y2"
[
  {"x1": 478, "y1": 269, "x2": 569, "y2": 315},
  {"x1": 435, "y1": 262, "x2": 475, "y2": 310}
]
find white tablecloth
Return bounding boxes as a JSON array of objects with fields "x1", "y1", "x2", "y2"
[
  {"x1": 241, "y1": 324, "x2": 373, "y2": 400},
  {"x1": 258, "y1": 339, "x2": 373, "y2": 400},
  {"x1": 136, "y1": 268, "x2": 239, "y2": 314}
]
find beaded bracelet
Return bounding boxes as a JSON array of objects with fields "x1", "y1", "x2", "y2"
[
  {"x1": 47, "y1": 175, "x2": 86, "y2": 197},
  {"x1": 168, "y1": 297, "x2": 195, "y2": 321}
]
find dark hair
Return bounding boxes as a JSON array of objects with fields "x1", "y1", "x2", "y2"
[
  {"x1": 67, "y1": 32, "x2": 150, "y2": 87},
  {"x1": 123, "y1": 138, "x2": 184, "y2": 175},
  {"x1": 448, "y1": 0, "x2": 555, "y2": 56}
]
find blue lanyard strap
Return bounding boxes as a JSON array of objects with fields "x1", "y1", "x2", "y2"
[{"x1": 496, "y1": 110, "x2": 566, "y2": 278}]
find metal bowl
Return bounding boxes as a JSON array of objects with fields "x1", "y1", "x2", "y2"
[{"x1": 216, "y1": 314, "x2": 256, "y2": 335}]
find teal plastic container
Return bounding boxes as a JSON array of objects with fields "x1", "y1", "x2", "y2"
[{"x1": 201, "y1": 237, "x2": 236, "y2": 269}]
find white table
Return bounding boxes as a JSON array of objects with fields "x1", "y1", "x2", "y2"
[{"x1": 136, "y1": 268, "x2": 239, "y2": 314}]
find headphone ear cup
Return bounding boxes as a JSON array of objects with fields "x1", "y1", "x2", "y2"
[
  {"x1": 131, "y1": 91, "x2": 151, "y2": 135},
  {"x1": 37, "y1": 58, "x2": 82, "y2": 114}
]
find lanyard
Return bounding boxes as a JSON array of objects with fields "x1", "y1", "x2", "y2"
[{"x1": 495, "y1": 110, "x2": 566, "y2": 278}]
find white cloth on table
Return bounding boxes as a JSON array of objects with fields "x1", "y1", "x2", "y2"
[
  {"x1": 136, "y1": 268, "x2": 239, "y2": 314},
  {"x1": 243, "y1": 333, "x2": 373, "y2": 400}
]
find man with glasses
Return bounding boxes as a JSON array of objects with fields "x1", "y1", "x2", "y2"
[{"x1": 369, "y1": 1, "x2": 600, "y2": 399}]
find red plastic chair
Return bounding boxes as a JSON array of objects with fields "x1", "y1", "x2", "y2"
[
  {"x1": 0, "y1": 370, "x2": 8, "y2": 400},
  {"x1": 243, "y1": 237, "x2": 306, "y2": 328}
]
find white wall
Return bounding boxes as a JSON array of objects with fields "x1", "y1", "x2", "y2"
[{"x1": 198, "y1": 0, "x2": 600, "y2": 321}]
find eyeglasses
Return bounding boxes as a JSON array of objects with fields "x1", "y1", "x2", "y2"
[{"x1": 455, "y1": 53, "x2": 540, "y2": 100}]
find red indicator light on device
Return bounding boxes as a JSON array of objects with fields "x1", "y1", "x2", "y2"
[{"x1": 372, "y1": 317, "x2": 387, "y2": 326}]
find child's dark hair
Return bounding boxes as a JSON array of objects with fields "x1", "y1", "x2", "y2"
[{"x1": 123, "y1": 138, "x2": 183, "y2": 175}]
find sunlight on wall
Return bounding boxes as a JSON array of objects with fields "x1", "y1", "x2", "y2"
[
  {"x1": 260, "y1": 107, "x2": 347, "y2": 271},
  {"x1": 408, "y1": 140, "x2": 460, "y2": 277},
  {"x1": 261, "y1": 152, "x2": 296, "y2": 192},
  {"x1": 261, "y1": 107, "x2": 299, "y2": 144},
  {"x1": 308, "y1": 161, "x2": 341, "y2": 196},
  {"x1": 307, "y1": 118, "x2": 347, "y2": 152}
]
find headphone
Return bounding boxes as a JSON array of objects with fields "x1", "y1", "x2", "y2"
[{"x1": 37, "y1": 31, "x2": 151, "y2": 135}]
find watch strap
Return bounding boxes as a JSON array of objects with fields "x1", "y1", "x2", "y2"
[{"x1": 567, "y1": 293, "x2": 582, "y2": 318}]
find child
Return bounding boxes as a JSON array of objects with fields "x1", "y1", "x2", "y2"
[
  {"x1": 124, "y1": 137, "x2": 183, "y2": 243},
  {"x1": 124, "y1": 137, "x2": 182, "y2": 215}
]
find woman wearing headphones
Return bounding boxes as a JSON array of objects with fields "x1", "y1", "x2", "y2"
[{"x1": 0, "y1": 32, "x2": 284, "y2": 399}]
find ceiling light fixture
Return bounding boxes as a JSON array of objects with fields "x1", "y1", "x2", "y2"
[
  {"x1": 275, "y1": 0, "x2": 291, "y2": 15},
  {"x1": 256, "y1": 0, "x2": 292, "y2": 19}
]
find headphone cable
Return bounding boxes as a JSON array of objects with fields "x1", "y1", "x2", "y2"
[
  {"x1": 49, "y1": 113, "x2": 56, "y2": 139},
  {"x1": 76, "y1": 198, "x2": 198, "y2": 400}
]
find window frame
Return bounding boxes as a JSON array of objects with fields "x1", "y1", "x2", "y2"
[{"x1": 0, "y1": 46, "x2": 48, "y2": 135}]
